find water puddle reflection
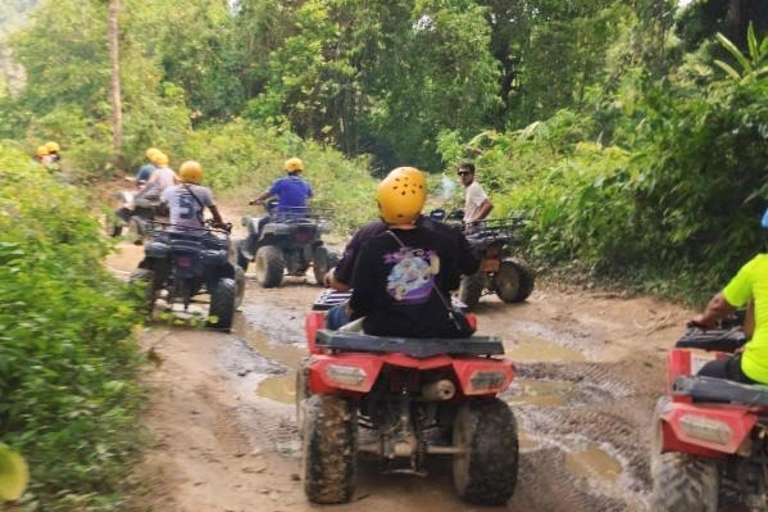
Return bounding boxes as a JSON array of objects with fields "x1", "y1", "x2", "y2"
[{"x1": 564, "y1": 445, "x2": 622, "y2": 482}]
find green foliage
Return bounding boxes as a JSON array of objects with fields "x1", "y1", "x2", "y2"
[
  {"x1": 0, "y1": 145, "x2": 144, "y2": 510},
  {"x1": 441, "y1": 41, "x2": 768, "y2": 303}
]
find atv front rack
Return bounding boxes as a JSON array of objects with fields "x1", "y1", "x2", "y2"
[
  {"x1": 674, "y1": 376, "x2": 768, "y2": 407},
  {"x1": 315, "y1": 330, "x2": 504, "y2": 358}
]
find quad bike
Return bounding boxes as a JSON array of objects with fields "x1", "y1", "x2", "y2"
[
  {"x1": 131, "y1": 221, "x2": 245, "y2": 330},
  {"x1": 105, "y1": 179, "x2": 168, "y2": 244},
  {"x1": 651, "y1": 319, "x2": 768, "y2": 511},
  {"x1": 430, "y1": 209, "x2": 535, "y2": 309},
  {"x1": 236, "y1": 203, "x2": 339, "y2": 288},
  {"x1": 296, "y1": 290, "x2": 519, "y2": 505}
]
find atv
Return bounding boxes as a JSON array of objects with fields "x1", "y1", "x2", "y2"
[
  {"x1": 430, "y1": 209, "x2": 535, "y2": 309},
  {"x1": 236, "y1": 203, "x2": 339, "y2": 288},
  {"x1": 131, "y1": 221, "x2": 245, "y2": 331},
  {"x1": 105, "y1": 179, "x2": 168, "y2": 244},
  {"x1": 650, "y1": 320, "x2": 768, "y2": 511},
  {"x1": 296, "y1": 290, "x2": 519, "y2": 505}
]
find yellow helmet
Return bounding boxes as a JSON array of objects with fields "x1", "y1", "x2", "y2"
[
  {"x1": 179, "y1": 160, "x2": 203, "y2": 184},
  {"x1": 36, "y1": 145, "x2": 49, "y2": 157},
  {"x1": 154, "y1": 153, "x2": 169, "y2": 166},
  {"x1": 45, "y1": 141, "x2": 60, "y2": 153},
  {"x1": 284, "y1": 157, "x2": 304, "y2": 173},
  {"x1": 145, "y1": 147, "x2": 161, "y2": 160},
  {"x1": 376, "y1": 167, "x2": 427, "y2": 225}
]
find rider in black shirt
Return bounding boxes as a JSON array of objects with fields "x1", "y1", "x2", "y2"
[{"x1": 327, "y1": 167, "x2": 479, "y2": 337}]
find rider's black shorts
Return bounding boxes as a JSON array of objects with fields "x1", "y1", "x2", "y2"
[{"x1": 697, "y1": 354, "x2": 756, "y2": 384}]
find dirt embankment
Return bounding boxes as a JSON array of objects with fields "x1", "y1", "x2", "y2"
[{"x1": 106, "y1": 233, "x2": 701, "y2": 512}]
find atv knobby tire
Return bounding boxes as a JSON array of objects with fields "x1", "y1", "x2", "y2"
[
  {"x1": 312, "y1": 245, "x2": 331, "y2": 286},
  {"x1": 295, "y1": 357, "x2": 311, "y2": 440},
  {"x1": 236, "y1": 239, "x2": 250, "y2": 272},
  {"x1": 458, "y1": 272, "x2": 485, "y2": 309},
  {"x1": 254, "y1": 245, "x2": 284, "y2": 288},
  {"x1": 495, "y1": 258, "x2": 535, "y2": 303},
  {"x1": 234, "y1": 266, "x2": 246, "y2": 309},
  {"x1": 303, "y1": 395, "x2": 358, "y2": 504},
  {"x1": 127, "y1": 217, "x2": 144, "y2": 245},
  {"x1": 650, "y1": 397, "x2": 719, "y2": 512},
  {"x1": 129, "y1": 268, "x2": 157, "y2": 313},
  {"x1": 208, "y1": 278, "x2": 237, "y2": 331},
  {"x1": 105, "y1": 212, "x2": 123, "y2": 238},
  {"x1": 453, "y1": 398, "x2": 518, "y2": 505}
]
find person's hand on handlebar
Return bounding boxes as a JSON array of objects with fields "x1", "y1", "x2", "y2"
[
  {"x1": 688, "y1": 315, "x2": 718, "y2": 330},
  {"x1": 248, "y1": 198, "x2": 264, "y2": 206}
]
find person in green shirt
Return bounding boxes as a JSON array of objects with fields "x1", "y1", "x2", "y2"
[{"x1": 691, "y1": 209, "x2": 768, "y2": 384}]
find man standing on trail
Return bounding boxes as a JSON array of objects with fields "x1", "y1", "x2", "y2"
[
  {"x1": 690, "y1": 208, "x2": 768, "y2": 385},
  {"x1": 325, "y1": 167, "x2": 479, "y2": 337},
  {"x1": 250, "y1": 157, "x2": 313, "y2": 214},
  {"x1": 458, "y1": 162, "x2": 493, "y2": 225},
  {"x1": 162, "y1": 161, "x2": 225, "y2": 232}
]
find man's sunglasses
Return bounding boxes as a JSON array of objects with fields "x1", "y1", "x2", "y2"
[{"x1": 457, "y1": 171, "x2": 471, "y2": 176}]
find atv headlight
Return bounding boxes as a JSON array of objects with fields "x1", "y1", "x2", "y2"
[
  {"x1": 680, "y1": 414, "x2": 732, "y2": 445},
  {"x1": 470, "y1": 370, "x2": 506, "y2": 392},
  {"x1": 326, "y1": 365, "x2": 366, "y2": 388}
]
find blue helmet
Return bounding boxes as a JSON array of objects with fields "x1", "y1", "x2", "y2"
[{"x1": 762, "y1": 208, "x2": 768, "y2": 228}]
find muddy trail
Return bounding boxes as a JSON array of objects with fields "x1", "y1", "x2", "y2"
[{"x1": 107, "y1": 234, "x2": 695, "y2": 512}]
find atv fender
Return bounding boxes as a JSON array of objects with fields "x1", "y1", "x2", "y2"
[
  {"x1": 659, "y1": 399, "x2": 756, "y2": 456},
  {"x1": 306, "y1": 312, "x2": 325, "y2": 354}
]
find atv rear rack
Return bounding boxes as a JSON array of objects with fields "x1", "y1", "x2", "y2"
[{"x1": 315, "y1": 329, "x2": 504, "y2": 358}]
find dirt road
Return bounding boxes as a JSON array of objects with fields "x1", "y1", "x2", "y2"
[{"x1": 105, "y1": 236, "x2": 703, "y2": 512}]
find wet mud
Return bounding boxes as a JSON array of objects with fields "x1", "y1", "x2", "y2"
[{"x1": 121, "y1": 234, "x2": 701, "y2": 511}]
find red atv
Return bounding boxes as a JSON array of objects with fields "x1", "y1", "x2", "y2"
[
  {"x1": 651, "y1": 323, "x2": 768, "y2": 511},
  {"x1": 297, "y1": 290, "x2": 519, "y2": 505}
]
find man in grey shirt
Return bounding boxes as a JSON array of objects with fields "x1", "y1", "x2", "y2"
[{"x1": 162, "y1": 161, "x2": 225, "y2": 232}]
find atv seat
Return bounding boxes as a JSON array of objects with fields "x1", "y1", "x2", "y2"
[
  {"x1": 675, "y1": 328, "x2": 747, "y2": 353},
  {"x1": 315, "y1": 329, "x2": 504, "y2": 358},
  {"x1": 674, "y1": 376, "x2": 768, "y2": 407}
]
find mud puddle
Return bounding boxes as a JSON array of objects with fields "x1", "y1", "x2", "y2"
[
  {"x1": 565, "y1": 445, "x2": 623, "y2": 483},
  {"x1": 256, "y1": 374, "x2": 296, "y2": 404},
  {"x1": 505, "y1": 335, "x2": 585, "y2": 363}
]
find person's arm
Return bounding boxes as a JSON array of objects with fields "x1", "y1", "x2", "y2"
[
  {"x1": 323, "y1": 269, "x2": 351, "y2": 291},
  {"x1": 208, "y1": 205, "x2": 225, "y2": 228},
  {"x1": 690, "y1": 292, "x2": 736, "y2": 329},
  {"x1": 457, "y1": 229, "x2": 481, "y2": 276},
  {"x1": 136, "y1": 172, "x2": 159, "y2": 199},
  {"x1": 250, "y1": 190, "x2": 272, "y2": 205},
  {"x1": 472, "y1": 198, "x2": 494, "y2": 222},
  {"x1": 691, "y1": 258, "x2": 754, "y2": 329},
  {"x1": 348, "y1": 242, "x2": 378, "y2": 317}
]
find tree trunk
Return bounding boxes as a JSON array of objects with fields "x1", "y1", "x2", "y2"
[{"x1": 108, "y1": 0, "x2": 123, "y2": 154}]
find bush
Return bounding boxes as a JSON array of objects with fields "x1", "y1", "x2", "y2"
[{"x1": 0, "y1": 144, "x2": 144, "y2": 511}]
